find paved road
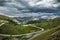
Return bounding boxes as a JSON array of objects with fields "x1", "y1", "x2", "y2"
[
  {"x1": 28, "y1": 27, "x2": 44, "y2": 40},
  {"x1": 0, "y1": 23, "x2": 5, "y2": 26},
  {"x1": 0, "y1": 24, "x2": 45, "y2": 40},
  {"x1": 0, "y1": 26, "x2": 44, "y2": 37}
]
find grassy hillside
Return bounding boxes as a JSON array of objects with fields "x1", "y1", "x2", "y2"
[
  {"x1": 0, "y1": 15, "x2": 60, "y2": 40},
  {"x1": 32, "y1": 26, "x2": 60, "y2": 40},
  {"x1": 45, "y1": 30, "x2": 60, "y2": 40},
  {"x1": 0, "y1": 15, "x2": 20, "y2": 25},
  {"x1": 0, "y1": 15, "x2": 40, "y2": 35},
  {"x1": 31, "y1": 18, "x2": 60, "y2": 40}
]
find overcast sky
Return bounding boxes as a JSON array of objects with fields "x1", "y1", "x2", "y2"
[{"x1": 0, "y1": 0, "x2": 60, "y2": 17}]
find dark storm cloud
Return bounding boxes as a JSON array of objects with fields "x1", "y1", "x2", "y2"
[
  {"x1": 57, "y1": 0, "x2": 60, "y2": 2},
  {"x1": 0, "y1": 0, "x2": 60, "y2": 17},
  {"x1": 14, "y1": 0, "x2": 60, "y2": 13},
  {"x1": 26, "y1": 0, "x2": 60, "y2": 13},
  {"x1": 0, "y1": 0, "x2": 6, "y2": 6}
]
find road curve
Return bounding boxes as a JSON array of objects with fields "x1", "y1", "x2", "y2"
[
  {"x1": 0, "y1": 26, "x2": 44, "y2": 37},
  {"x1": 28, "y1": 27, "x2": 44, "y2": 40},
  {"x1": 0, "y1": 23, "x2": 44, "y2": 40},
  {"x1": 0, "y1": 23, "x2": 5, "y2": 26}
]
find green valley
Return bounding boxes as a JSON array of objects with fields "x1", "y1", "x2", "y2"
[{"x1": 0, "y1": 15, "x2": 60, "y2": 40}]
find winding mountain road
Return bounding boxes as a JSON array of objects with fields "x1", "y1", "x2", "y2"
[
  {"x1": 0, "y1": 23, "x2": 5, "y2": 26},
  {"x1": 0, "y1": 23, "x2": 45, "y2": 40},
  {"x1": 28, "y1": 27, "x2": 44, "y2": 40}
]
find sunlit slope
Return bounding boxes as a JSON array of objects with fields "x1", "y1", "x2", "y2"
[
  {"x1": 0, "y1": 15, "x2": 40, "y2": 35},
  {"x1": 32, "y1": 18, "x2": 60, "y2": 40}
]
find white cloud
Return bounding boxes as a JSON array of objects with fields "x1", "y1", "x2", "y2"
[
  {"x1": 0, "y1": 0, "x2": 60, "y2": 17},
  {"x1": 26, "y1": 0, "x2": 60, "y2": 9}
]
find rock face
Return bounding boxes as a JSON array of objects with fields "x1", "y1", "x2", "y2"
[{"x1": 47, "y1": 30, "x2": 60, "y2": 40}]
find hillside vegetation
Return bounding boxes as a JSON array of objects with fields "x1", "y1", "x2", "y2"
[
  {"x1": 31, "y1": 18, "x2": 60, "y2": 40},
  {"x1": 0, "y1": 15, "x2": 40, "y2": 35},
  {"x1": 0, "y1": 15, "x2": 60, "y2": 40}
]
